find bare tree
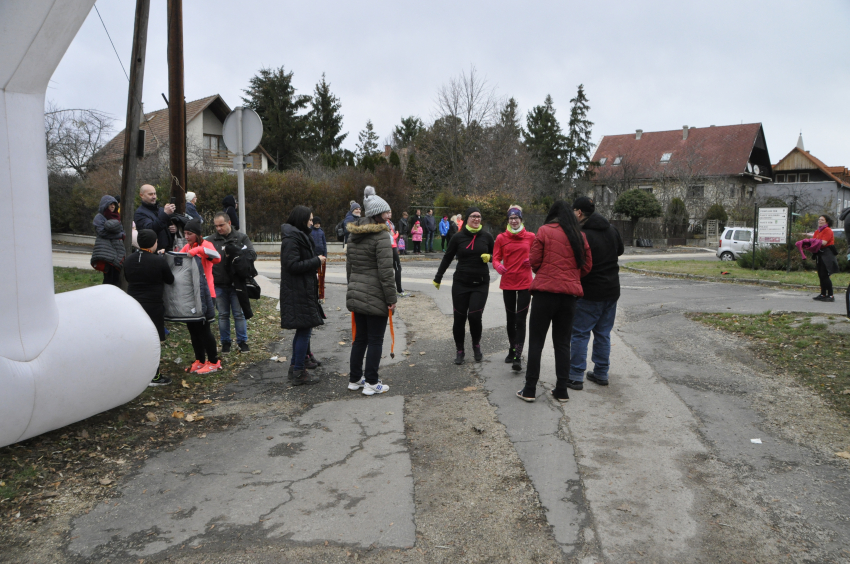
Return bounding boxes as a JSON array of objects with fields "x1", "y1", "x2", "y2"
[{"x1": 45, "y1": 101, "x2": 113, "y2": 177}]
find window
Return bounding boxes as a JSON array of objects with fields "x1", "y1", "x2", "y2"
[
  {"x1": 787, "y1": 173, "x2": 797, "y2": 183},
  {"x1": 687, "y1": 185, "x2": 704, "y2": 198},
  {"x1": 775, "y1": 174, "x2": 785, "y2": 182},
  {"x1": 729, "y1": 185, "x2": 736, "y2": 198},
  {"x1": 598, "y1": 157, "x2": 607, "y2": 165},
  {"x1": 660, "y1": 152, "x2": 672, "y2": 163},
  {"x1": 613, "y1": 156, "x2": 622, "y2": 165},
  {"x1": 800, "y1": 173, "x2": 809, "y2": 182},
  {"x1": 204, "y1": 134, "x2": 225, "y2": 152},
  {"x1": 724, "y1": 230, "x2": 733, "y2": 240},
  {"x1": 733, "y1": 230, "x2": 751, "y2": 242},
  {"x1": 638, "y1": 185, "x2": 653, "y2": 193}
]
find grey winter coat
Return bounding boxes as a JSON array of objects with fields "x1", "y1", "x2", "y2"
[
  {"x1": 91, "y1": 196, "x2": 126, "y2": 269},
  {"x1": 279, "y1": 224, "x2": 324, "y2": 329},
  {"x1": 345, "y1": 218, "x2": 397, "y2": 316}
]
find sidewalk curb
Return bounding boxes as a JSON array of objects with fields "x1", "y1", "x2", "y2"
[{"x1": 622, "y1": 266, "x2": 846, "y2": 294}]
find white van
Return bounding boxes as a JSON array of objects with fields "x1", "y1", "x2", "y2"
[{"x1": 716, "y1": 227, "x2": 754, "y2": 261}]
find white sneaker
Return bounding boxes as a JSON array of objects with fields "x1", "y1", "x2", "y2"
[
  {"x1": 348, "y1": 377, "x2": 365, "y2": 391},
  {"x1": 362, "y1": 381, "x2": 389, "y2": 395}
]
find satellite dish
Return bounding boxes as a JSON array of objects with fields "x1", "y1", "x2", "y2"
[
  {"x1": 753, "y1": 164, "x2": 760, "y2": 175},
  {"x1": 222, "y1": 107, "x2": 263, "y2": 154},
  {"x1": 746, "y1": 162, "x2": 753, "y2": 173}
]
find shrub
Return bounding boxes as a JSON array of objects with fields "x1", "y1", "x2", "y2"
[
  {"x1": 736, "y1": 235, "x2": 848, "y2": 271},
  {"x1": 665, "y1": 197, "x2": 688, "y2": 237},
  {"x1": 705, "y1": 203, "x2": 728, "y2": 226}
]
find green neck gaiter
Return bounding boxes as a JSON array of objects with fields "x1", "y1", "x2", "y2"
[
  {"x1": 465, "y1": 223, "x2": 482, "y2": 233},
  {"x1": 507, "y1": 224, "x2": 525, "y2": 234}
]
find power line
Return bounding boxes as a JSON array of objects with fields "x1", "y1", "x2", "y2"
[{"x1": 94, "y1": 5, "x2": 129, "y2": 82}]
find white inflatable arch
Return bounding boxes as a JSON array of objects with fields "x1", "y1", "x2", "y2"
[{"x1": 0, "y1": 1, "x2": 160, "y2": 448}]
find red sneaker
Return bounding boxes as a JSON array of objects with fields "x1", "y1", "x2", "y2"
[
  {"x1": 185, "y1": 360, "x2": 204, "y2": 373},
  {"x1": 196, "y1": 360, "x2": 221, "y2": 374}
]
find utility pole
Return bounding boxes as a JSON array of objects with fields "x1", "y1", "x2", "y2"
[
  {"x1": 167, "y1": 0, "x2": 186, "y2": 214},
  {"x1": 119, "y1": 0, "x2": 151, "y2": 286}
]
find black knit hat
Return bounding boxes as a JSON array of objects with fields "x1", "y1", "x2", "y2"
[
  {"x1": 137, "y1": 229, "x2": 157, "y2": 249},
  {"x1": 573, "y1": 196, "x2": 595, "y2": 215},
  {"x1": 184, "y1": 219, "x2": 202, "y2": 237},
  {"x1": 464, "y1": 206, "x2": 482, "y2": 222}
]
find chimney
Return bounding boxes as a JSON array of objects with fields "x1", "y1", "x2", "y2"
[
  {"x1": 384, "y1": 144, "x2": 392, "y2": 157},
  {"x1": 635, "y1": 129, "x2": 643, "y2": 140},
  {"x1": 682, "y1": 125, "x2": 689, "y2": 140}
]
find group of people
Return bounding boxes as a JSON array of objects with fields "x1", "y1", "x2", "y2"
[{"x1": 91, "y1": 186, "x2": 257, "y2": 387}]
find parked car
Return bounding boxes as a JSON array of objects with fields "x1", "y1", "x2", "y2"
[{"x1": 717, "y1": 227, "x2": 754, "y2": 261}]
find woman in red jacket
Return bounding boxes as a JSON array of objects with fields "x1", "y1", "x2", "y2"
[
  {"x1": 493, "y1": 205, "x2": 536, "y2": 371},
  {"x1": 812, "y1": 214, "x2": 838, "y2": 302},
  {"x1": 517, "y1": 201, "x2": 592, "y2": 403}
]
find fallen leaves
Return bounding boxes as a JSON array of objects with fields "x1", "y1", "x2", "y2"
[
  {"x1": 181, "y1": 380, "x2": 190, "y2": 389},
  {"x1": 184, "y1": 413, "x2": 204, "y2": 423},
  {"x1": 338, "y1": 341, "x2": 347, "y2": 346},
  {"x1": 463, "y1": 386, "x2": 478, "y2": 392},
  {"x1": 171, "y1": 410, "x2": 185, "y2": 419},
  {"x1": 98, "y1": 477, "x2": 113, "y2": 486},
  {"x1": 198, "y1": 399, "x2": 212, "y2": 404},
  {"x1": 145, "y1": 412, "x2": 158, "y2": 422},
  {"x1": 836, "y1": 451, "x2": 850, "y2": 459}
]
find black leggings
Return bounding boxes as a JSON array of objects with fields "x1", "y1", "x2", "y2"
[
  {"x1": 392, "y1": 248, "x2": 403, "y2": 293},
  {"x1": 524, "y1": 292, "x2": 577, "y2": 395},
  {"x1": 503, "y1": 289, "x2": 531, "y2": 354},
  {"x1": 452, "y1": 284, "x2": 489, "y2": 351},
  {"x1": 187, "y1": 320, "x2": 218, "y2": 364},
  {"x1": 816, "y1": 255, "x2": 833, "y2": 296}
]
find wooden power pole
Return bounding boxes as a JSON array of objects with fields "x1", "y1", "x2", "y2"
[
  {"x1": 119, "y1": 0, "x2": 151, "y2": 273},
  {"x1": 167, "y1": 0, "x2": 187, "y2": 213}
]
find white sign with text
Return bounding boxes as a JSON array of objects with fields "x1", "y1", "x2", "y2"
[{"x1": 758, "y1": 207, "x2": 788, "y2": 244}]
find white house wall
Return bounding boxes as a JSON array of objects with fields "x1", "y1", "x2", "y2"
[{"x1": 202, "y1": 109, "x2": 223, "y2": 136}]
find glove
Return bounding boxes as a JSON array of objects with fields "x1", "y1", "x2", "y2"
[
  {"x1": 522, "y1": 258, "x2": 531, "y2": 269},
  {"x1": 494, "y1": 263, "x2": 508, "y2": 275},
  {"x1": 432, "y1": 280, "x2": 441, "y2": 290},
  {"x1": 481, "y1": 253, "x2": 491, "y2": 263}
]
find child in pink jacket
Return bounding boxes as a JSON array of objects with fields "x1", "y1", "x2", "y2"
[{"x1": 411, "y1": 221, "x2": 423, "y2": 254}]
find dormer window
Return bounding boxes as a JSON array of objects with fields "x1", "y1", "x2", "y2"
[
  {"x1": 598, "y1": 157, "x2": 607, "y2": 165},
  {"x1": 660, "y1": 152, "x2": 672, "y2": 163},
  {"x1": 613, "y1": 156, "x2": 622, "y2": 166}
]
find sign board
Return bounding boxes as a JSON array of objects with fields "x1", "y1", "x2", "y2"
[
  {"x1": 222, "y1": 107, "x2": 263, "y2": 155},
  {"x1": 757, "y1": 207, "x2": 788, "y2": 244}
]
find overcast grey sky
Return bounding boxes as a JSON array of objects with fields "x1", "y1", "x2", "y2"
[{"x1": 51, "y1": 0, "x2": 849, "y2": 166}]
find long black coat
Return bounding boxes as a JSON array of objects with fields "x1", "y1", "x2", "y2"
[
  {"x1": 279, "y1": 224, "x2": 324, "y2": 329},
  {"x1": 579, "y1": 212, "x2": 624, "y2": 301}
]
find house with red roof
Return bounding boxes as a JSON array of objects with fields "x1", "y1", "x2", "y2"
[
  {"x1": 589, "y1": 124, "x2": 772, "y2": 219},
  {"x1": 759, "y1": 135, "x2": 850, "y2": 216},
  {"x1": 94, "y1": 94, "x2": 276, "y2": 172}
]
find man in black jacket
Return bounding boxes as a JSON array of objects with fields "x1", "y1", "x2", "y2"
[
  {"x1": 206, "y1": 212, "x2": 257, "y2": 353},
  {"x1": 134, "y1": 184, "x2": 176, "y2": 251},
  {"x1": 567, "y1": 197, "x2": 624, "y2": 389}
]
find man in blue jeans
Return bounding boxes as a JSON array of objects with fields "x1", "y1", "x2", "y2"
[
  {"x1": 207, "y1": 212, "x2": 257, "y2": 353},
  {"x1": 567, "y1": 197, "x2": 624, "y2": 389},
  {"x1": 423, "y1": 209, "x2": 437, "y2": 253}
]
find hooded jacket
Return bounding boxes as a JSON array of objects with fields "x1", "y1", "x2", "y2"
[
  {"x1": 279, "y1": 223, "x2": 324, "y2": 329},
  {"x1": 439, "y1": 218, "x2": 450, "y2": 236},
  {"x1": 493, "y1": 227, "x2": 536, "y2": 290},
  {"x1": 310, "y1": 226, "x2": 328, "y2": 257},
  {"x1": 180, "y1": 239, "x2": 221, "y2": 298},
  {"x1": 346, "y1": 218, "x2": 397, "y2": 316},
  {"x1": 435, "y1": 224, "x2": 495, "y2": 288},
  {"x1": 529, "y1": 223, "x2": 592, "y2": 296},
  {"x1": 579, "y1": 213, "x2": 624, "y2": 301},
  {"x1": 206, "y1": 228, "x2": 256, "y2": 287},
  {"x1": 222, "y1": 195, "x2": 239, "y2": 230},
  {"x1": 93, "y1": 195, "x2": 122, "y2": 238},
  {"x1": 91, "y1": 218, "x2": 126, "y2": 270}
]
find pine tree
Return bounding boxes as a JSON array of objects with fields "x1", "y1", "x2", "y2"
[
  {"x1": 242, "y1": 66, "x2": 310, "y2": 170},
  {"x1": 392, "y1": 116, "x2": 424, "y2": 148},
  {"x1": 306, "y1": 73, "x2": 347, "y2": 158},
  {"x1": 499, "y1": 97, "x2": 523, "y2": 141},
  {"x1": 356, "y1": 120, "x2": 380, "y2": 162},
  {"x1": 564, "y1": 84, "x2": 595, "y2": 180},
  {"x1": 525, "y1": 95, "x2": 567, "y2": 185},
  {"x1": 389, "y1": 150, "x2": 401, "y2": 167}
]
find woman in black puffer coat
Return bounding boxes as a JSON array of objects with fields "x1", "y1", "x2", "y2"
[{"x1": 280, "y1": 206, "x2": 326, "y2": 385}]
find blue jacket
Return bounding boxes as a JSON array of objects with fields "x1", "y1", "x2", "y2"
[
  {"x1": 186, "y1": 201, "x2": 203, "y2": 223},
  {"x1": 311, "y1": 226, "x2": 328, "y2": 257},
  {"x1": 423, "y1": 214, "x2": 437, "y2": 233},
  {"x1": 134, "y1": 201, "x2": 173, "y2": 251},
  {"x1": 439, "y1": 218, "x2": 450, "y2": 236}
]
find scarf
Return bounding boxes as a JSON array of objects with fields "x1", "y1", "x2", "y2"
[
  {"x1": 103, "y1": 207, "x2": 120, "y2": 221},
  {"x1": 465, "y1": 223, "x2": 482, "y2": 234}
]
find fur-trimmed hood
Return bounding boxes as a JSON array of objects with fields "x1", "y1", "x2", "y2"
[{"x1": 347, "y1": 218, "x2": 389, "y2": 243}]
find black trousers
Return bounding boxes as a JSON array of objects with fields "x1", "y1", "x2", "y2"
[
  {"x1": 441, "y1": 236, "x2": 448, "y2": 251},
  {"x1": 816, "y1": 255, "x2": 833, "y2": 296},
  {"x1": 452, "y1": 283, "x2": 489, "y2": 351},
  {"x1": 524, "y1": 292, "x2": 577, "y2": 396},
  {"x1": 350, "y1": 313, "x2": 388, "y2": 385},
  {"x1": 503, "y1": 289, "x2": 531, "y2": 354},
  {"x1": 413, "y1": 241, "x2": 421, "y2": 253},
  {"x1": 392, "y1": 248, "x2": 403, "y2": 293},
  {"x1": 187, "y1": 320, "x2": 218, "y2": 364},
  {"x1": 102, "y1": 265, "x2": 121, "y2": 286}
]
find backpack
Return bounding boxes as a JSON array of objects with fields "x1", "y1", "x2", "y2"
[{"x1": 335, "y1": 220, "x2": 345, "y2": 242}]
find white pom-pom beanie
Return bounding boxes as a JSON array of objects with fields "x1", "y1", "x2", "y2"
[{"x1": 362, "y1": 185, "x2": 391, "y2": 218}]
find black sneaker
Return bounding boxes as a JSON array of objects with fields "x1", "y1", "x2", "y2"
[
  {"x1": 565, "y1": 380, "x2": 584, "y2": 390},
  {"x1": 516, "y1": 389, "x2": 535, "y2": 402},
  {"x1": 813, "y1": 295, "x2": 826, "y2": 301},
  {"x1": 511, "y1": 357, "x2": 522, "y2": 372},
  {"x1": 238, "y1": 342, "x2": 250, "y2": 353},
  {"x1": 454, "y1": 351, "x2": 465, "y2": 365},
  {"x1": 221, "y1": 342, "x2": 231, "y2": 354},
  {"x1": 291, "y1": 369, "x2": 320, "y2": 386},
  {"x1": 550, "y1": 389, "x2": 569, "y2": 403},
  {"x1": 504, "y1": 349, "x2": 516, "y2": 364},
  {"x1": 586, "y1": 372, "x2": 609, "y2": 386},
  {"x1": 823, "y1": 296, "x2": 835, "y2": 302},
  {"x1": 148, "y1": 373, "x2": 172, "y2": 387},
  {"x1": 287, "y1": 365, "x2": 295, "y2": 380},
  {"x1": 473, "y1": 345, "x2": 483, "y2": 362}
]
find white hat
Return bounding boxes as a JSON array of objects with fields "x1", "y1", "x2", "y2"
[{"x1": 185, "y1": 191, "x2": 196, "y2": 202}]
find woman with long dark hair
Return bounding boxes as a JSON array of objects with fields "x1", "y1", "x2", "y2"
[
  {"x1": 517, "y1": 201, "x2": 592, "y2": 403},
  {"x1": 433, "y1": 207, "x2": 495, "y2": 364},
  {"x1": 280, "y1": 205, "x2": 326, "y2": 385}
]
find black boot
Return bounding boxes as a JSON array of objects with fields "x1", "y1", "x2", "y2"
[
  {"x1": 307, "y1": 352, "x2": 322, "y2": 367},
  {"x1": 504, "y1": 348, "x2": 516, "y2": 363},
  {"x1": 304, "y1": 355, "x2": 319, "y2": 369},
  {"x1": 291, "y1": 369, "x2": 319, "y2": 386},
  {"x1": 473, "y1": 345, "x2": 483, "y2": 362},
  {"x1": 454, "y1": 350, "x2": 465, "y2": 365},
  {"x1": 512, "y1": 346, "x2": 523, "y2": 371}
]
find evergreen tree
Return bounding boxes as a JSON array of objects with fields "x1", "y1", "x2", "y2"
[
  {"x1": 392, "y1": 116, "x2": 424, "y2": 148},
  {"x1": 499, "y1": 97, "x2": 523, "y2": 141},
  {"x1": 389, "y1": 150, "x2": 401, "y2": 167},
  {"x1": 242, "y1": 66, "x2": 310, "y2": 170},
  {"x1": 525, "y1": 95, "x2": 567, "y2": 185},
  {"x1": 405, "y1": 153, "x2": 418, "y2": 185},
  {"x1": 356, "y1": 120, "x2": 380, "y2": 162},
  {"x1": 306, "y1": 73, "x2": 347, "y2": 158},
  {"x1": 564, "y1": 84, "x2": 595, "y2": 180}
]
